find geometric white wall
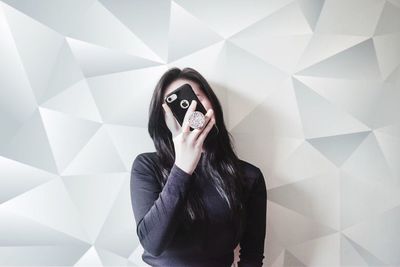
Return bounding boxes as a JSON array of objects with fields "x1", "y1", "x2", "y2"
[{"x1": 0, "y1": 0, "x2": 399, "y2": 266}]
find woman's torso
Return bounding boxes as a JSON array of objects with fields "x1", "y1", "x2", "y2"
[{"x1": 140, "y1": 152, "x2": 260, "y2": 267}]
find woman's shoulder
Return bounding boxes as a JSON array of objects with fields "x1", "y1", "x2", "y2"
[
  {"x1": 131, "y1": 151, "x2": 159, "y2": 172},
  {"x1": 237, "y1": 158, "x2": 262, "y2": 176},
  {"x1": 134, "y1": 151, "x2": 158, "y2": 160},
  {"x1": 237, "y1": 158, "x2": 265, "y2": 188}
]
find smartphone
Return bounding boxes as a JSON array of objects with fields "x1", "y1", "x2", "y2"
[{"x1": 164, "y1": 83, "x2": 219, "y2": 137}]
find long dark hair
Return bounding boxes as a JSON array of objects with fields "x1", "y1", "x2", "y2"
[{"x1": 147, "y1": 67, "x2": 246, "y2": 240}]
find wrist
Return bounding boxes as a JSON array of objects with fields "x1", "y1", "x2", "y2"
[{"x1": 174, "y1": 162, "x2": 193, "y2": 175}]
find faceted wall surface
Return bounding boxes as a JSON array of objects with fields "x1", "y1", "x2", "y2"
[{"x1": 1, "y1": 0, "x2": 400, "y2": 266}]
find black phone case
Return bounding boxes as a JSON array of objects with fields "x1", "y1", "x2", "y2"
[{"x1": 164, "y1": 83, "x2": 219, "y2": 137}]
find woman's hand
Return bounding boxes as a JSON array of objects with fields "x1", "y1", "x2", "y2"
[{"x1": 162, "y1": 100, "x2": 215, "y2": 175}]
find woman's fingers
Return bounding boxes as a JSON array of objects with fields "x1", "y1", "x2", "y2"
[
  {"x1": 182, "y1": 100, "x2": 197, "y2": 134},
  {"x1": 190, "y1": 108, "x2": 213, "y2": 140},
  {"x1": 162, "y1": 103, "x2": 172, "y2": 120},
  {"x1": 196, "y1": 116, "x2": 215, "y2": 145},
  {"x1": 162, "y1": 103, "x2": 180, "y2": 136},
  {"x1": 162, "y1": 102, "x2": 171, "y2": 114}
]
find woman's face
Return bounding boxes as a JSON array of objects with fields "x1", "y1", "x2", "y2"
[{"x1": 163, "y1": 79, "x2": 216, "y2": 122}]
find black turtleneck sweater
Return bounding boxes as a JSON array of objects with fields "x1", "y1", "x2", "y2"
[{"x1": 130, "y1": 152, "x2": 267, "y2": 267}]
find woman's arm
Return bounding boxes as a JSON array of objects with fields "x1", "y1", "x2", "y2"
[
  {"x1": 238, "y1": 168, "x2": 267, "y2": 267},
  {"x1": 130, "y1": 153, "x2": 194, "y2": 256}
]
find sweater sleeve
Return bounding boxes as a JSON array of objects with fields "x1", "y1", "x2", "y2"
[
  {"x1": 130, "y1": 153, "x2": 194, "y2": 256},
  {"x1": 238, "y1": 168, "x2": 267, "y2": 267}
]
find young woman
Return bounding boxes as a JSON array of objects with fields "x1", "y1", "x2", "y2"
[{"x1": 130, "y1": 67, "x2": 267, "y2": 267}]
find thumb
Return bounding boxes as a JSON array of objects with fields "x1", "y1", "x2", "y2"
[
  {"x1": 162, "y1": 103, "x2": 170, "y2": 114},
  {"x1": 162, "y1": 103, "x2": 181, "y2": 136}
]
